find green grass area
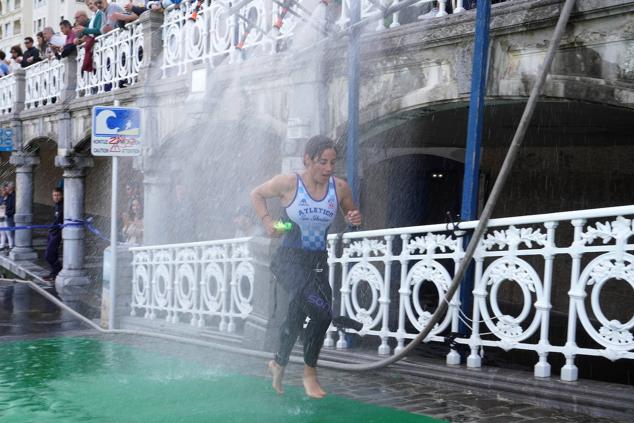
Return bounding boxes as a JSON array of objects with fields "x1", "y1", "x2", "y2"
[{"x1": 0, "y1": 337, "x2": 443, "y2": 423}]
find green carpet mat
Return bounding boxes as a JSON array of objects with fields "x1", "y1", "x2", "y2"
[{"x1": 0, "y1": 337, "x2": 443, "y2": 422}]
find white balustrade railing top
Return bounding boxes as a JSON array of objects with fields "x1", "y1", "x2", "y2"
[
  {"x1": 0, "y1": 74, "x2": 16, "y2": 115},
  {"x1": 24, "y1": 58, "x2": 65, "y2": 109},
  {"x1": 76, "y1": 21, "x2": 144, "y2": 98},
  {"x1": 162, "y1": 0, "x2": 316, "y2": 76},
  {"x1": 160, "y1": 0, "x2": 469, "y2": 76},
  {"x1": 129, "y1": 237, "x2": 254, "y2": 332}
]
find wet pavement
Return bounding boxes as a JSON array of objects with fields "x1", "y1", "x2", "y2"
[
  {"x1": 0, "y1": 282, "x2": 91, "y2": 339},
  {"x1": 0, "y1": 283, "x2": 630, "y2": 423}
]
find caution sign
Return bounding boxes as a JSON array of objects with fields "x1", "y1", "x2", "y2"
[{"x1": 91, "y1": 106, "x2": 142, "y2": 157}]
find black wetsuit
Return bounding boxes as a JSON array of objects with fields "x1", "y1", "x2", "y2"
[{"x1": 271, "y1": 175, "x2": 337, "y2": 368}]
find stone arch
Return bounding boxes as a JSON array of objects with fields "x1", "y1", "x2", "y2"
[{"x1": 23, "y1": 136, "x2": 58, "y2": 152}]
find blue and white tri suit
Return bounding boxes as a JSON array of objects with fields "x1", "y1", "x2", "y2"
[{"x1": 271, "y1": 174, "x2": 338, "y2": 367}]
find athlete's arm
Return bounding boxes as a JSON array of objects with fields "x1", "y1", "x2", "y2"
[
  {"x1": 250, "y1": 175, "x2": 294, "y2": 237},
  {"x1": 335, "y1": 178, "x2": 362, "y2": 227}
]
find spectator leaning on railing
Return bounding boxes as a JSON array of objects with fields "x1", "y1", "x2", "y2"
[
  {"x1": 21, "y1": 37, "x2": 41, "y2": 67},
  {"x1": 9, "y1": 46, "x2": 23, "y2": 71},
  {"x1": 0, "y1": 51, "x2": 10, "y2": 77},
  {"x1": 74, "y1": 0, "x2": 103, "y2": 39},
  {"x1": 59, "y1": 20, "x2": 78, "y2": 58},
  {"x1": 113, "y1": 0, "x2": 170, "y2": 25},
  {"x1": 42, "y1": 27, "x2": 66, "y2": 60},
  {"x1": 96, "y1": 0, "x2": 125, "y2": 34}
]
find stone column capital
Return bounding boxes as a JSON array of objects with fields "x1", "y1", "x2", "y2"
[
  {"x1": 10, "y1": 151, "x2": 39, "y2": 169},
  {"x1": 55, "y1": 154, "x2": 94, "y2": 177}
]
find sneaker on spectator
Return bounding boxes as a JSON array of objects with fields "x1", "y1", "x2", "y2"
[{"x1": 419, "y1": 8, "x2": 439, "y2": 19}]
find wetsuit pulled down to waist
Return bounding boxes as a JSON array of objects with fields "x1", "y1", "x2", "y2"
[{"x1": 271, "y1": 246, "x2": 332, "y2": 368}]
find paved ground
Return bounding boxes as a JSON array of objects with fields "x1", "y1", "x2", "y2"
[{"x1": 0, "y1": 282, "x2": 630, "y2": 423}]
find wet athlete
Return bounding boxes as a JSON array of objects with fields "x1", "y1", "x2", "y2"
[{"x1": 250, "y1": 135, "x2": 362, "y2": 399}]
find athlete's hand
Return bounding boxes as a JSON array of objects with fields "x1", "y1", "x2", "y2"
[
  {"x1": 263, "y1": 216, "x2": 283, "y2": 238},
  {"x1": 345, "y1": 210, "x2": 362, "y2": 227}
]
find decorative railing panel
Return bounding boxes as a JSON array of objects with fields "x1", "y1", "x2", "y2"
[
  {"x1": 24, "y1": 59, "x2": 65, "y2": 109},
  {"x1": 161, "y1": 0, "x2": 327, "y2": 76},
  {"x1": 0, "y1": 75, "x2": 16, "y2": 115},
  {"x1": 326, "y1": 205, "x2": 634, "y2": 381},
  {"x1": 129, "y1": 238, "x2": 254, "y2": 332},
  {"x1": 131, "y1": 206, "x2": 634, "y2": 382},
  {"x1": 77, "y1": 21, "x2": 144, "y2": 98},
  {"x1": 337, "y1": 0, "x2": 464, "y2": 29}
]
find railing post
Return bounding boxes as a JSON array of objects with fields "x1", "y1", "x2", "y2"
[
  {"x1": 562, "y1": 218, "x2": 585, "y2": 381},
  {"x1": 534, "y1": 221, "x2": 557, "y2": 378},
  {"x1": 138, "y1": 10, "x2": 165, "y2": 82},
  {"x1": 59, "y1": 55, "x2": 78, "y2": 104},
  {"x1": 395, "y1": 234, "x2": 410, "y2": 354},
  {"x1": 12, "y1": 69, "x2": 26, "y2": 114},
  {"x1": 378, "y1": 235, "x2": 393, "y2": 355}
]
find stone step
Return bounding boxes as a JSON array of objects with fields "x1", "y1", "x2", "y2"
[{"x1": 315, "y1": 347, "x2": 634, "y2": 422}]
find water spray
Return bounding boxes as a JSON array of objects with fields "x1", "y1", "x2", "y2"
[{"x1": 3, "y1": 0, "x2": 578, "y2": 376}]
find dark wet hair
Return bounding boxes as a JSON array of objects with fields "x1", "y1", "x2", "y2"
[{"x1": 304, "y1": 135, "x2": 336, "y2": 162}]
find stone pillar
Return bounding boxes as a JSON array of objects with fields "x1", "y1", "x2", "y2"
[
  {"x1": 138, "y1": 10, "x2": 165, "y2": 82},
  {"x1": 59, "y1": 55, "x2": 77, "y2": 104},
  {"x1": 142, "y1": 171, "x2": 169, "y2": 245},
  {"x1": 9, "y1": 152, "x2": 39, "y2": 261},
  {"x1": 54, "y1": 154, "x2": 94, "y2": 289}
]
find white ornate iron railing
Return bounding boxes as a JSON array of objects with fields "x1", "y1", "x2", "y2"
[
  {"x1": 337, "y1": 0, "x2": 465, "y2": 29},
  {"x1": 326, "y1": 205, "x2": 634, "y2": 381},
  {"x1": 24, "y1": 59, "x2": 65, "y2": 109},
  {"x1": 160, "y1": 0, "x2": 472, "y2": 76},
  {"x1": 161, "y1": 0, "x2": 319, "y2": 76},
  {"x1": 129, "y1": 237, "x2": 254, "y2": 332},
  {"x1": 129, "y1": 206, "x2": 634, "y2": 382},
  {"x1": 0, "y1": 74, "x2": 16, "y2": 115},
  {"x1": 76, "y1": 21, "x2": 144, "y2": 98}
]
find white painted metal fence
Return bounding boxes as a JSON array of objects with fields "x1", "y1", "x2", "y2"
[
  {"x1": 129, "y1": 206, "x2": 634, "y2": 382},
  {"x1": 129, "y1": 238, "x2": 254, "y2": 332},
  {"x1": 24, "y1": 59, "x2": 65, "y2": 109},
  {"x1": 0, "y1": 75, "x2": 16, "y2": 115},
  {"x1": 161, "y1": 0, "x2": 321, "y2": 76},
  {"x1": 76, "y1": 22, "x2": 144, "y2": 98},
  {"x1": 326, "y1": 205, "x2": 634, "y2": 381}
]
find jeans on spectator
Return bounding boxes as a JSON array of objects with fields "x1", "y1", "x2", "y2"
[
  {"x1": 5, "y1": 216, "x2": 14, "y2": 249},
  {"x1": 46, "y1": 232, "x2": 63, "y2": 276}
]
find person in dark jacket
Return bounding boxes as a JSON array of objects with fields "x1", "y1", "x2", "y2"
[
  {"x1": 44, "y1": 188, "x2": 64, "y2": 282},
  {"x1": 21, "y1": 37, "x2": 41, "y2": 68},
  {"x1": 3, "y1": 182, "x2": 15, "y2": 250}
]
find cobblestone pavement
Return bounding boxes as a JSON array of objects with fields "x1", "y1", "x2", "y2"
[{"x1": 276, "y1": 362, "x2": 624, "y2": 423}]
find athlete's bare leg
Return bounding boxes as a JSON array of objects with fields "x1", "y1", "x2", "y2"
[
  {"x1": 303, "y1": 365, "x2": 326, "y2": 399},
  {"x1": 268, "y1": 360, "x2": 285, "y2": 395}
]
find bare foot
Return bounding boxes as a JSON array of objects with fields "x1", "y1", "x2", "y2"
[
  {"x1": 268, "y1": 360, "x2": 285, "y2": 395},
  {"x1": 303, "y1": 365, "x2": 326, "y2": 399}
]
